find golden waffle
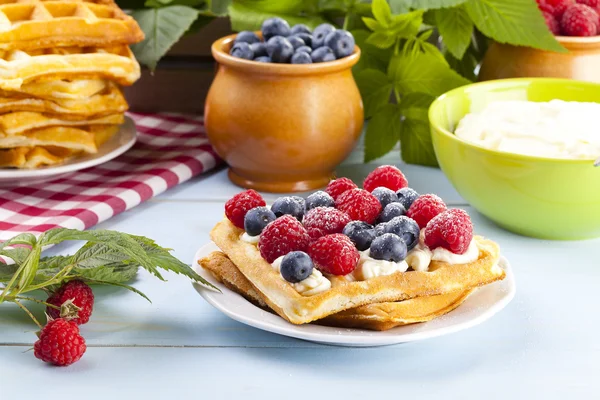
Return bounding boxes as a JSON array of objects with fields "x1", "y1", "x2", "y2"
[
  {"x1": 0, "y1": 82, "x2": 127, "y2": 116},
  {"x1": 0, "y1": 46, "x2": 140, "y2": 90},
  {"x1": 1, "y1": 78, "x2": 107, "y2": 100},
  {"x1": 210, "y1": 219, "x2": 505, "y2": 325},
  {"x1": 0, "y1": 111, "x2": 123, "y2": 135},
  {"x1": 0, "y1": 145, "x2": 78, "y2": 168},
  {"x1": 0, "y1": 0, "x2": 144, "y2": 50},
  {"x1": 200, "y1": 251, "x2": 475, "y2": 331}
]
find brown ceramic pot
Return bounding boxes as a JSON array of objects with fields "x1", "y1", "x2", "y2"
[
  {"x1": 204, "y1": 33, "x2": 363, "y2": 193},
  {"x1": 479, "y1": 36, "x2": 600, "y2": 83}
]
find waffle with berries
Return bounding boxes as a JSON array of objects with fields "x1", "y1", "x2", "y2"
[{"x1": 206, "y1": 166, "x2": 506, "y2": 326}]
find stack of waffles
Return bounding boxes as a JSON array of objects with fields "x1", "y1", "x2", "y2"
[
  {"x1": 0, "y1": 0, "x2": 143, "y2": 169},
  {"x1": 200, "y1": 166, "x2": 507, "y2": 331}
]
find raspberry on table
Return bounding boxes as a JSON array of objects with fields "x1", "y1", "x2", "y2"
[
  {"x1": 308, "y1": 234, "x2": 360, "y2": 275},
  {"x1": 34, "y1": 318, "x2": 87, "y2": 366},
  {"x1": 424, "y1": 209, "x2": 474, "y2": 255},
  {"x1": 335, "y1": 188, "x2": 382, "y2": 224},
  {"x1": 302, "y1": 206, "x2": 351, "y2": 240},
  {"x1": 406, "y1": 194, "x2": 447, "y2": 229},
  {"x1": 47, "y1": 280, "x2": 94, "y2": 325},
  {"x1": 538, "y1": 0, "x2": 575, "y2": 17},
  {"x1": 363, "y1": 165, "x2": 408, "y2": 192},
  {"x1": 326, "y1": 177, "x2": 357, "y2": 200},
  {"x1": 225, "y1": 189, "x2": 266, "y2": 229},
  {"x1": 258, "y1": 215, "x2": 310, "y2": 263},
  {"x1": 561, "y1": 3, "x2": 599, "y2": 36},
  {"x1": 543, "y1": 11, "x2": 562, "y2": 34}
]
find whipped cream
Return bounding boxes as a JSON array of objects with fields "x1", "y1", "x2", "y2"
[
  {"x1": 431, "y1": 239, "x2": 479, "y2": 264},
  {"x1": 240, "y1": 232, "x2": 260, "y2": 244},
  {"x1": 455, "y1": 100, "x2": 600, "y2": 159},
  {"x1": 354, "y1": 250, "x2": 409, "y2": 280},
  {"x1": 406, "y1": 242, "x2": 432, "y2": 271},
  {"x1": 271, "y1": 256, "x2": 331, "y2": 296}
]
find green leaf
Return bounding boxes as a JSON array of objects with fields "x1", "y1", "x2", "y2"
[
  {"x1": 0, "y1": 233, "x2": 37, "y2": 249},
  {"x1": 87, "y1": 279, "x2": 151, "y2": 302},
  {"x1": 390, "y1": 9, "x2": 424, "y2": 36},
  {"x1": 228, "y1": 1, "x2": 328, "y2": 31},
  {"x1": 0, "y1": 248, "x2": 31, "y2": 266},
  {"x1": 354, "y1": 69, "x2": 393, "y2": 118},
  {"x1": 401, "y1": 117, "x2": 438, "y2": 166},
  {"x1": 388, "y1": 0, "x2": 409, "y2": 14},
  {"x1": 362, "y1": 17, "x2": 382, "y2": 31},
  {"x1": 435, "y1": 5, "x2": 473, "y2": 59},
  {"x1": 352, "y1": 29, "x2": 393, "y2": 72},
  {"x1": 399, "y1": 0, "x2": 467, "y2": 9},
  {"x1": 372, "y1": 0, "x2": 393, "y2": 27},
  {"x1": 72, "y1": 243, "x2": 130, "y2": 269},
  {"x1": 366, "y1": 30, "x2": 397, "y2": 49},
  {"x1": 400, "y1": 92, "x2": 435, "y2": 119},
  {"x1": 445, "y1": 47, "x2": 478, "y2": 80},
  {"x1": 207, "y1": 0, "x2": 232, "y2": 15},
  {"x1": 130, "y1": 6, "x2": 200, "y2": 69},
  {"x1": 419, "y1": 41, "x2": 448, "y2": 65},
  {"x1": 464, "y1": 0, "x2": 565, "y2": 53},
  {"x1": 389, "y1": 51, "x2": 471, "y2": 97},
  {"x1": 78, "y1": 265, "x2": 140, "y2": 284},
  {"x1": 364, "y1": 104, "x2": 402, "y2": 162}
]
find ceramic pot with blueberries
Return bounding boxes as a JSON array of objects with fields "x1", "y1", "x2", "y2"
[
  {"x1": 480, "y1": 2, "x2": 600, "y2": 83},
  {"x1": 204, "y1": 18, "x2": 363, "y2": 193}
]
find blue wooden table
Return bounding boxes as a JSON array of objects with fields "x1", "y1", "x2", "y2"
[{"x1": 1, "y1": 153, "x2": 598, "y2": 399}]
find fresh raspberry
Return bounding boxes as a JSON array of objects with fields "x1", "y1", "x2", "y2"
[
  {"x1": 543, "y1": 11, "x2": 562, "y2": 34},
  {"x1": 424, "y1": 209, "x2": 474, "y2": 255},
  {"x1": 335, "y1": 188, "x2": 382, "y2": 224},
  {"x1": 538, "y1": 0, "x2": 574, "y2": 17},
  {"x1": 326, "y1": 177, "x2": 357, "y2": 200},
  {"x1": 258, "y1": 215, "x2": 310, "y2": 263},
  {"x1": 561, "y1": 4, "x2": 599, "y2": 36},
  {"x1": 47, "y1": 280, "x2": 94, "y2": 325},
  {"x1": 577, "y1": 0, "x2": 600, "y2": 13},
  {"x1": 308, "y1": 234, "x2": 359, "y2": 275},
  {"x1": 363, "y1": 165, "x2": 408, "y2": 192},
  {"x1": 406, "y1": 194, "x2": 447, "y2": 229},
  {"x1": 34, "y1": 318, "x2": 87, "y2": 366},
  {"x1": 302, "y1": 207, "x2": 351, "y2": 240},
  {"x1": 225, "y1": 190, "x2": 266, "y2": 229}
]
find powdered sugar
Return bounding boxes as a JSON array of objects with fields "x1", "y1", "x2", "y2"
[{"x1": 303, "y1": 206, "x2": 351, "y2": 239}]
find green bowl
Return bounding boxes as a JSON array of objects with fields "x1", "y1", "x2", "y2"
[{"x1": 429, "y1": 78, "x2": 600, "y2": 240}]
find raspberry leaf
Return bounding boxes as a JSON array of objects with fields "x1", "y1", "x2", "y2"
[
  {"x1": 392, "y1": 0, "x2": 467, "y2": 9},
  {"x1": 434, "y1": 5, "x2": 473, "y2": 59},
  {"x1": 354, "y1": 68, "x2": 393, "y2": 118},
  {"x1": 364, "y1": 103, "x2": 402, "y2": 163}
]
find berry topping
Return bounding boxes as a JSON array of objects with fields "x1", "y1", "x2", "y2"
[
  {"x1": 311, "y1": 46, "x2": 336, "y2": 62},
  {"x1": 234, "y1": 31, "x2": 261, "y2": 45},
  {"x1": 303, "y1": 206, "x2": 351, "y2": 240},
  {"x1": 543, "y1": 11, "x2": 562, "y2": 34},
  {"x1": 287, "y1": 35, "x2": 305, "y2": 49},
  {"x1": 406, "y1": 194, "x2": 447, "y2": 229},
  {"x1": 363, "y1": 165, "x2": 408, "y2": 193},
  {"x1": 259, "y1": 215, "x2": 310, "y2": 263},
  {"x1": 577, "y1": 0, "x2": 600, "y2": 12},
  {"x1": 369, "y1": 233, "x2": 408, "y2": 263},
  {"x1": 396, "y1": 187, "x2": 420, "y2": 210},
  {"x1": 326, "y1": 177, "x2": 358, "y2": 200},
  {"x1": 34, "y1": 318, "x2": 86, "y2": 366},
  {"x1": 374, "y1": 223, "x2": 387, "y2": 236},
  {"x1": 312, "y1": 23, "x2": 336, "y2": 49},
  {"x1": 324, "y1": 29, "x2": 355, "y2": 58},
  {"x1": 371, "y1": 187, "x2": 399, "y2": 209},
  {"x1": 261, "y1": 17, "x2": 291, "y2": 41},
  {"x1": 561, "y1": 3, "x2": 599, "y2": 36},
  {"x1": 290, "y1": 24, "x2": 311, "y2": 35},
  {"x1": 384, "y1": 216, "x2": 421, "y2": 251},
  {"x1": 343, "y1": 221, "x2": 376, "y2": 251},
  {"x1": 280, "y1": 251, "x2": 314, "y2": 283},
  {"x1": 308, "y1": 234, "x2": 359, "y2": 275},
  {"x1": 305, "y1": 190, "x2": 335, "y2": 210},
  {"x1": 538, "y1": 0, "x2": 574, "y2": 17},
  {"x1": 291, "y1": 51, "x2": 313, "y2": 64},
  {"x1": 230, "y1": 42, "x2": 254, "y2": 60},
  {"x1": 335, "y1": 188, "x2": 382, "y2": 224},
  {"x1": 379, "y1": 202, "x2": 407, "y2": 223},
  {"x1": 266, "y1": 36, "x2": 295, "y2": 63},
  {"x1": 424, "y1": 209, "x2": 474, "y2": 255},
  {"x1": 47, "y1": 280, "x2": 94, "y2": 325},
  {"x1": 244, "y1": 206, "x2": 276, "y2": 236},
  {"x1": 271, "y1": 196, "x2": 305, "y2": 220},
  {"x1": 225, "y1": 189, "x2": 266, "y2": 229}
]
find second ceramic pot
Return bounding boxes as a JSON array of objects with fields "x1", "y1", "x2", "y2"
[{"x1": 204, "y1": 33, "x2": 364, "y2": 193}]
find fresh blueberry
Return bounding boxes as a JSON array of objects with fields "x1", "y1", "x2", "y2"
[
  {"x1": 305, "y1": 191, "x2": 334, "y2": 210},
  {"x1": 324, "y1": 29, "x2": 355, "y2": 58},
  {"x1": 244, "y1": 206, "x2": 276, "y2": 236},
  {"x1": 291, "y1": 52, "x2": 312, "y2": 64},
  {"x1": 343, "y1": 221, "x2": 376, "y2": 251},
  {"x1": 230, "y1": 42, "x2": 253, "y2": 60},
  {"x1": 369, "y1": 233, "x2": 407, "y2": 262},
  {"x1": 234, "y1": 31, "x2": 260, "y2": 45},
  {"x1": 379, "y1": 203, "x2": 407, "y2": 223},
  {"x1": 312, "y1": 23, "x2": 335, "y2": 49},
  {"x1": 292, "y1": 33, "x2": 312, "y2": 47},
  {"x1": 372, "y1": 187, "x2": 399, "y2": 209},
  {"x1": 287, "y1": 36, "x2": 305, "y2": 49},
  {"x1": 396, "y1": 187, "x2": 420, "y2": 210},
  {"x1": 374, "y1": 223, "x2": 387, "y2": 237},
  {"x1": 266, "y1": 36, "x2": 294, "y2": 63},
  {"x1": 280, "y1": 251, "x2": 314, "y2": 283},
  {"x1": 254, "y1": 56, "x2": 272, "y2": 63},
  {"x1": 250, "y1": 42, "x2": 267, "y2": 57},
  {"x1": 311, "y1": 46, "x2": 335, "y2": 62},
  {"x1": 271, "y1": 196, "x2": 305, "y2": 220},
  {"x1": 295, "y1": 45, "x2": 312, "y2": 54},
  {"x1": 290, "y1": 24, "x2": 311, "y2": 35},
  {"x1": 384, "y1": 216, "x2": 420, "y2": 251},
  {"x1": 262, "y1": 17, "x2": 291, "y2": 41}
]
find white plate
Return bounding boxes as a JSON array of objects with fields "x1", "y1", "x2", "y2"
[
  {"x1": 192, "y1": 242, "x2": 516, "y2": 347},
  {"x1": 0, "y1": 117, "x2": 137, "y2": 186}
]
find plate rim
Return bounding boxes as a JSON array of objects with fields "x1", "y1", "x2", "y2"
[{"x1": 192, "y1": 242, "x2": 517, "y2": 347}]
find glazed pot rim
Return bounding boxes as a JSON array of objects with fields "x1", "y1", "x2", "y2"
[
  {"x1": 428, "y1": 77, "x2": 600, "y2": 165},
  {"x1": 211, "y1": 32, "x2": 361, "y2": 75}
]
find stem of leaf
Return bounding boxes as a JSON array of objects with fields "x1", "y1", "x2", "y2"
[
  {"x1": 343, "y1": 14, "x2": 350, "y2": 30},
  {"x1": 15, "y1": 296, "x2": 59, "y2": 309},
  {"x1": 394, "y1": 38, "x2": 400, "y2": 55},
  {"x1": 15, "y1": 300, "x2": 42, "y2": 329},
  {"x1": 20, "y1": 263, "x2": 75, "y2": 294},
  {"x1": 394, "y1": 88, "x2": 401, "y2": 104}
]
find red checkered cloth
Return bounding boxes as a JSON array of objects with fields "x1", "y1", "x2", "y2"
[{"x1": 0, "y1": 113, "x2": 222, "y2": 241}]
